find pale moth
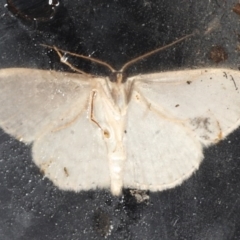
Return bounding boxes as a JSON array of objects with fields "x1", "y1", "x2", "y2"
[{"x1": 0, "y1": 33, "x2": 240, "y2": 196}]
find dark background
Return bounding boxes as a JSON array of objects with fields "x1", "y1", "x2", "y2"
[{"x1": 0, "y1": 0, "x2": 240, "y2": 239}]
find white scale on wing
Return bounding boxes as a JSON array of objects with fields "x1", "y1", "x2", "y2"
[{"x1": 0, "y1": 33, "x2": 239, "y2": 195}]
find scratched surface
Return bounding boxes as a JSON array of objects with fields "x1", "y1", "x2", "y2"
[{"x1": 0, "y1": 0, "x2": 240, "y2": 239}]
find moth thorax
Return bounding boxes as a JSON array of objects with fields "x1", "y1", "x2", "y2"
[{"x1": 111, "y1": 84, "x2": 127, "y2": 111}]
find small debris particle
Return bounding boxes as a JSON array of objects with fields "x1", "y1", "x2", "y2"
[{"x1": 209, "y1": 46, "x2": 228, "y2": 63}]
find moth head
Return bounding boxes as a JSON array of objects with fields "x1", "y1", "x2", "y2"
[{"x1": 109, "y1": 71, "x2": 128, "y2": 84}]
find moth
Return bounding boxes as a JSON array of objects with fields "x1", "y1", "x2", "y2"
[{"x1": 0, "y1": 33, "x2": 239, "y2": 195}]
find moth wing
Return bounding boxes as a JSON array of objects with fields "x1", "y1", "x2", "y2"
[
  {"x1": 0, "y1": 68, "x2": 91, "y2": 143},
  {"x1": 123, "y1": 88, "x2": 203, "y2": 191},
  {"x1": 130, "y1": 69, "x2": 240, "y2": 146},
  {"x1": 0, "y1": 68, "x2": 110, "y2": 190},
  {"x1": 32, "y1": 105, "x2": 110, "y2": 192},
  {"x1": 123, "y1": 68, "x2": 240, "y2": 191}
]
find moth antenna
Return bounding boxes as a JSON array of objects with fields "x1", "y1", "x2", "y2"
[
  {"x1": 52, "y1": 45, "x2": 93, "y2": 77},
  {"x1": 41, "y1": 44, "x2": 116, "y2": 73},
  {"x1": 120, "y1": 32, "x2": 195, "y2": 72},
  {"x1": 41, "y1": 32, "x2": 195, "y2": 76}
]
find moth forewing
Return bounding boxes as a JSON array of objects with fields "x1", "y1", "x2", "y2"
[{"x1": 129, "y1": 69, "x2": 240, "y2": 146}]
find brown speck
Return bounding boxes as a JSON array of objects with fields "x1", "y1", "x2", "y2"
[
  {"x1": 64, "y1": 167, "x2": 69, "y2": 177},
  {"x1": 124, "y1": 130, "x2": 127, "y2": 134},
  {"x1": 186, "y1": 81, "x2": 192, "y2": 85},
  {"x1": 175, "y1": 104, "x2": 179, "y2": 107},
  {"x1": 103, "y1": 129, "x2": 110, "y2": 138},
  {"x1": 40, "y1": 159, "x2": 53, "y2": 175},
  {"x1": 40, "y1": 169, "x2": 46, "y2": 175},
  {"x1": 209, "y1": 45, "x2": 228, "y2": 63},
  {"x1": 233, "y1": 3, "x2": 240, "y2": 15},
  {"x1": 135, "y1": 94, "x2": 140, "y2": 100},
  {"x1": 217, "y1": 131, "x2": 223, "y2": 141},
  {"x1": 93, "y1": 209, "x2": 111, "y2": 237},
  {"x1": 216, "y1": 120, "x2": 223, "y2": 141}
]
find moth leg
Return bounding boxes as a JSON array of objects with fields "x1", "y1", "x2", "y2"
[
  {"x1": 89, "y1": 91, "x2": 110, "y2": 139},
  {"x1": 89, "y1": 91, "x2": 100, "y2": 127}
]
